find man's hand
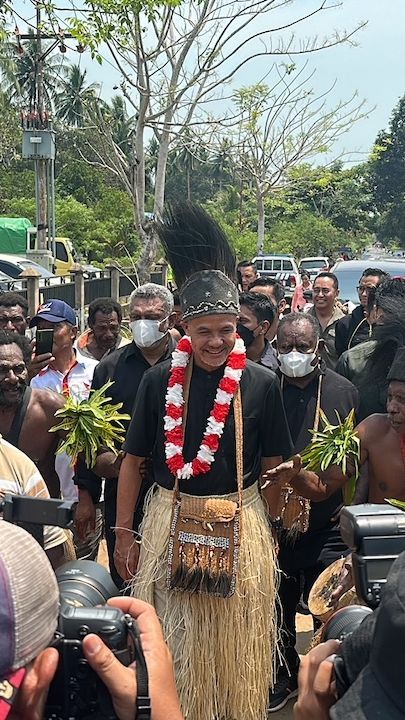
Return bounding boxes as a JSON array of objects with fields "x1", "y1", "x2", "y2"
[
  {"x1": 75, "y1": 489, "x2": 96, "y2": 541},
  {"x1": 10, "y1": 648, "x2": 59, "y2": 720},
  {"x1": 294, "y1": 640, "x2": 340, "y2": 720},
  {"x1": 330, "y1": 555, "x2": 354, "y2": 605},
  {"x1": 28, "y1": 340, "x2": 54, "y2": 381},
  {"x1": 114, "y1": 534, "x2": 140, "y2": 581},
  {"x1": 261, "y1": 454, "x2": 302, "y2": 489},
  {"x1": 82, "y1": 597, "x2": 183, "y2": 720},
  {"x1": 93, "y1": 451, "x2": 124, "y2": 479}
]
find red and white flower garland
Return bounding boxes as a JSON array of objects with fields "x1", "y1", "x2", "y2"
[{"x1": 164, "y1": 335, "x2": 246, "y2": 479}]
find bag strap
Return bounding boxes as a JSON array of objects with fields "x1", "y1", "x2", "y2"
[
  {"x1": 234, "y1": 386, "x2": 244, "y2": 511},
  {"x1": 173, "y1": 361, "x2": 244, "y2": 509}
]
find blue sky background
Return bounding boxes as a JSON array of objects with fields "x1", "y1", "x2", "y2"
[{"x1": 11, "y1": 0, "x2": 405, "y2": 161}]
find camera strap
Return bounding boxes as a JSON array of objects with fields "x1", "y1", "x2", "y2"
[{"x1": 124, "y1": 615, "x2": 151, "y2": 720}]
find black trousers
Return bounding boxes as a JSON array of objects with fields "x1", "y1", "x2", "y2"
[{"x1": 277, "y1": 527, "x2": 349, "y2": 676}]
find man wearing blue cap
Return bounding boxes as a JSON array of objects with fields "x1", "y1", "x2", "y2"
[{"x1": 29, "y1": 300, "x2": 97, "y2": 401}]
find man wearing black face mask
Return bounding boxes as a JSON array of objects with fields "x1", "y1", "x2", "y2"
[
  {"x1": 238, "y1": 292, "x2": 279, "y2": 370},
  {"x1": 269, "y1": 312, "x2": 359, "y2": 714}
]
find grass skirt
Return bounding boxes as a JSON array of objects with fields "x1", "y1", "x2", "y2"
[{"x1": 131, "y1": 483, "x2": 279, "y2": 720}]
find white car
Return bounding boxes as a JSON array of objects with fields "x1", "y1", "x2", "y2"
[
  {"x1": 298, "y1": 256, "x2": 330, "y2": 281},
  {"x1": 0, "y1": 255, "x2": 61, "y2": 286},
  {"x1": 252, "y1": 254, "x2": 300, "y2": 297}
]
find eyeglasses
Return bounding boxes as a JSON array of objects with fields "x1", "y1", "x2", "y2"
[{"x1": 356, "y1": 285, "x2": 376, "y2": 294}]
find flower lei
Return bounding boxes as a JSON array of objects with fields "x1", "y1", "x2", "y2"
[{"x1": 164, "y1": 334, "x2": 247, "y2": 480}]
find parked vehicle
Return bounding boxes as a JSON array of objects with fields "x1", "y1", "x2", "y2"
[
  {"x1": 252, "y1": 254, "x2": 300, "y2": 296},
  {"x1": 298, "y1": 256, "x2": 330, "y2": 281},
  {"x1": 0, "y1": 218, "x2": 79, "y2": 276},
  {"x1": 0, "y1": 255, "x2": 60, "y2": 286},
  {"x1": 0, "y1": 270, "x2": 22, "y2": 293},
  {"x1": 330, "y1": 258, "x2": 405, "y2": 305}
]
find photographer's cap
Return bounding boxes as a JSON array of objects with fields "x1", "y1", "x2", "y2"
[
  {"x1": 29, "y1": 299, "x2": 77, "y2": 328},
  {"x1": 331, "y1": 549, "x2": 405, "y2": 720},
  {"x1": 0, "y1": 521, "x2": 59, "y2": 718}
]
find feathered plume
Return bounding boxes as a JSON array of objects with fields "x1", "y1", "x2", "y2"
[{"x1": 156, "y1": 202, "x2": 236, "y2": 289}]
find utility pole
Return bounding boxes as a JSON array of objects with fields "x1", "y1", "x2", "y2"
[
  {"x1": 19, "y1": 16, "x2": 77, "y2": 269},
  {"x1": 35, "y1": 0, "x2": 48, "y2": 252}
]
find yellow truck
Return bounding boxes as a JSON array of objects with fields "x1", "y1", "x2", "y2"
[{"x1": 0, "y1": 218, "x2": 78, "y2": 276}]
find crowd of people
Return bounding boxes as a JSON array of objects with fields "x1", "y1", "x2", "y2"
[{"x1": 1, "y1": 203, "x2": 404, "y2": 720}]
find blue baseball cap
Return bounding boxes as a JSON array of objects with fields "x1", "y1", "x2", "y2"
[{"x1": 29, "y1": 299, "x2": 77, "y2": 327}]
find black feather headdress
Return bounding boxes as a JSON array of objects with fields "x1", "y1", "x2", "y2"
[{"x1": 156, "y1": 203, "x2": 239, "y2": 321}]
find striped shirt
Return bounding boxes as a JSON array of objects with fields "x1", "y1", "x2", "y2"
[{"x1": 0, "y1": 437, "x2": 66, "y2": 551}]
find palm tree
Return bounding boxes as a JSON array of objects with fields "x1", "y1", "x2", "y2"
[
  {"x1": 0, "y1": 31, "x2": 63, "y2": 110},
  {"x1": 55, "y1": 64, "x2": 99, "y2": 127},
  {"x1": 210, "y1": 139, "x2": 235, "y2": 192},
  {"x1": 108, "y1": 95, "x2": 136, "y2": 158}
]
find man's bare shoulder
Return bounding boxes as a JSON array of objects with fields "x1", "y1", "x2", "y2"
[
  {"x1": 30, "y1": 387, "x2": 65, "y2": 420},
  {"x1": 357, "y1": 413, "x2": 391, "y2": 442}
]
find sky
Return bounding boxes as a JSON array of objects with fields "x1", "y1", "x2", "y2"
[{"x1": 10, "y1": 0, "x2": 405, "y2": 163}]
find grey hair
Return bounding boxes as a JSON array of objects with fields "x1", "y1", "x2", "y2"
[
  {"x1": 129, "y1": 283, "x2": 174, "y2": 314},
  {"x1": 278, "y1": 312, "x2": 320, "y2": 340}
]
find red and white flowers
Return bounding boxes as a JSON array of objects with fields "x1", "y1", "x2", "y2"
[{"x1": 164, "y1": 335, "x2": 246, "y2": 479}]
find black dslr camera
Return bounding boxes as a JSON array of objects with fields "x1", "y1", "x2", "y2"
[
  {"x1": 340, "y1": 503, "x2": 405, "y2": 609},
  {"x1": 46, "y1": 560, "x2": 150, "y2": 720},
  {"x1": 322, "y1": 504, "x2": 405, "y2": 698},
  {"x1": 0, "y1": 495, "x2": 150, "y2": 720}
]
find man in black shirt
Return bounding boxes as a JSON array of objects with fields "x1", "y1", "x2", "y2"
[
  {"x1": 268, "y1": 312, "x2": 359, "y2": 714},
  {"x1": 335, "y1": 267, "x2": 389, "y2": 356},
  {"x1": 115, "y1": 204, "x2": 293, "y2": 720},
  {"x1": 74, "y1": 282, "x2": 176, "y2": 586},
  {"x1": 237, "y1": 291, "x2": 278, "y2": 369}
]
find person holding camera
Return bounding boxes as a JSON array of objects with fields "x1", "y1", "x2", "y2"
[
  {"x1": 0, "y1": 521, "x2": 183, "y2": 720},
  {"x1": 294, "y1": 550, "x2": 405, "y2": 719}
]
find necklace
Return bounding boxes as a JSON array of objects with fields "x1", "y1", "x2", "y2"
[{"x1": 164, "y1": 335, "x2": 247, "y2": 480}]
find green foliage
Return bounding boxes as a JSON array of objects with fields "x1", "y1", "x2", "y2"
[
  {"x1": 0, "y1": 91, "x2": 20, "y2": 167},
  {"x1": 50, "y1": 380, "x2": 130, "y2": 467},
  {"x1": 56, "y1": 160, "x2": 106, "y2": 206},
  {"x1": 267, "y1": 210, "x2": 348, "y2": 259},
  {"x1": 369, "y1": 94, "x2": 405, "y2": 247}
]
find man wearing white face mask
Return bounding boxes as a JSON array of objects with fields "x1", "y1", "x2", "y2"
[
  {"x1": 269, "y1": 312, "x2": 359, "y2": 714},
  {"x1": 74, "y1": 283, "x2": 177, "y2": 586}
]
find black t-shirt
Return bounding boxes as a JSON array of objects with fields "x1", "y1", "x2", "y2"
[
  {"x1": 281, "y1": 367, "x2": 359, "y2": 535},
  {"x1": 124, "y1": 359, "x2": 293, "y2": 496}
]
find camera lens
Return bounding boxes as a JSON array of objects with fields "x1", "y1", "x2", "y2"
[
  {"x1": 322, "y1": 604, "x2": 373, "y2": 642},
  {"x1": 55, "y1": 560, "x2": 118, "y2": 608}
]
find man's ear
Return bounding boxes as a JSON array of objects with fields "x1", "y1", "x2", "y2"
[
  {"x1": 260, "y1": 320, "x2": 270, "y2": 336},
  {"x1": 71, "y1": 325, "x2": 78, "y2": 341},
  {"x1": 318, "y1": 339, "x2": 325, "y2": 354},
  {"x1": 278, "y1": 299, "x2": 287, "y2": 315},
  {"x1": 10, "y1": 648, "x2": 58, "y2": 720},
  {"x1": 167, "y1": 311, "x2": 177, "y2": 329}
]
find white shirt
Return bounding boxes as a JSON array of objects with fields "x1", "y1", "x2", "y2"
[{"x1": 31, "y1": 355, "x2": 98, "y2": 501}]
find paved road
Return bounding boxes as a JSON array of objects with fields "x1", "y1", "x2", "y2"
[{"x1": 270, "y1": 614, "x2": 314, "y2": 719}]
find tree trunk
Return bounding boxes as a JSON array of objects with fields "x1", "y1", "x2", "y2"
[
  {"x1": 154, "y1": 127, "x2": 171, "y2": 218},
  {"x1": 37, "y1": 160, "x2": 48, "y2": 250},
  {"x1": 137, "y1": 225, "x2": 158, "y2": 283},
  {"x1": 256, "y1": 191, "x2": 265, "y2": 255},
  {"x1": 137, "y1": 125, "x2": 171, "y2": 281}
]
